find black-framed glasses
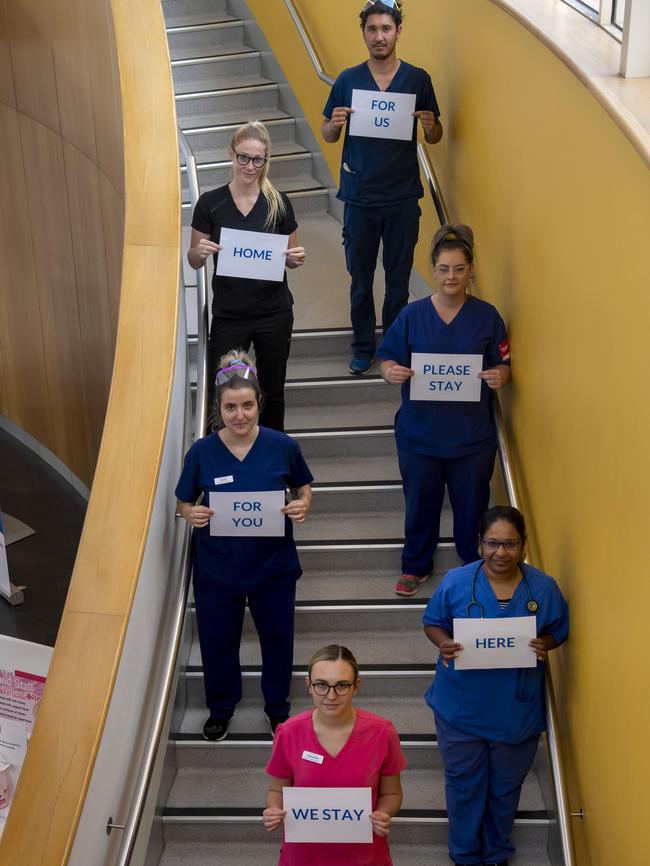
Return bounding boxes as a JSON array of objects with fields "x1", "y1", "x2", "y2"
[
  {"x1": 310, "y1": 680, "x2": 355, "y2": 696},
  {"x1": 235, "y1": 152, "x2": 267, "y2": 169},
  {"x1": 481, "y1": 538, "x2": 523, "y2": 551}
]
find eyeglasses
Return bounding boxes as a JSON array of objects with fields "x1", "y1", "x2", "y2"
[
  {"x1": 434, "y1": 265, "x2": 470, "y2": 277},
  {"x1": 215, "y1": 363, "x2": 257, "y2": 386},
  {"x1": 481, "y1": 538, "x2": 523, "y2": 551},
  {"x1": 361, "y1": 0, "x2": 401, "y2": 12},
  {"x1": 235, "y1": 152, "x2": 267, "y2": 169},
  {"x1": 310, "y1": 680, "x2": 355, "y2": 696}
]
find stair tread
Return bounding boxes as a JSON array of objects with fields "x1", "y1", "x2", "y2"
[
  {"x1": 170, "y1": 43, "x2": 251, "y2": 63},
  {"x1": 165, "y1": 11, "x2": 237, "y2": 28}
]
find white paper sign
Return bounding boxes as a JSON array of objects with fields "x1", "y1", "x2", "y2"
[
  {"x1": 349, "y1": 89, "x2": 416, "y2": 141},
  {"x1": 0, "y1": 717, "x2": 27, "y2": 767},
  {"x1": 453, "y1": 616, "x2": 537, "y2": 670},
  {"x1": 283, "y1": 787, "x2": 373, "y2": 844},
  {"x1": 216, "y1": 228, "x2": 288, "y2": 282},
  {"x1": 209, "y1": 490, "x2": 285, "y2": 537},
  {"x1": 410, "y1": 353, "x2": 483, "y2": 402}
]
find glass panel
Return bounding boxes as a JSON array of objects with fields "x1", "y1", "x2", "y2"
[{"x1": 612, "y1": 0, "x2": 627, "y2": 28}]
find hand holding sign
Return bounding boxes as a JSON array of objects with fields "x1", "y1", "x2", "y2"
[
  {"x1": 262, "y1": 806, "x2": 286, "y2": 832},
  {"x1": 413, "y1": 110, "x2": 437, "y2": 136},
  {"x1": 478, "y1": 367, "x2": 508, "y2": 390},
  {"x1": 196, "y1": 238, "x2": 221, "y2": 262},
  {"x1": 329, "y1": 106, "x2": 353, "y2": 130}
]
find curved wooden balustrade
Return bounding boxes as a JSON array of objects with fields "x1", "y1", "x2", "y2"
[{"x1": 0, "y1": 0, "x2": 180, "y2": 863}]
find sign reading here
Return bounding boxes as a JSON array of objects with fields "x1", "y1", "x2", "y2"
[
  {"x1": 349, "y1": 89, "x2": 416, "y2": 141},
  {"x1": 453, "y1": 616, "x2": 537, "y2": 670},
  {"x1": 283, "y1": 787, "x2": 373, "y2": 844},
  {"x1": 410, "y1": 353, "x2": 483, "y2": 402},
  {"x1": 216, "y1": 228, "x2": 288, "y2": 282},
  {"x1": 209, "y1": 490, "x2": 285, "y2": 537}
]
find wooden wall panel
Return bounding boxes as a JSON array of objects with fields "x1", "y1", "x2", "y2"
[{"x1": 0, "y1": 0, "x2": 125, "y2": 486}]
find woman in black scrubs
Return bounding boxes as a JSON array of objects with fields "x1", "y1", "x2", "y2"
[{"x1": 188, "y1": 121, "x2": 306, "y2": 430}]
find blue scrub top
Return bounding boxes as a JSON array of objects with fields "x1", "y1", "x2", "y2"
[
  {"x1": 175, "y1": 427, "x2": 314, "y2": 593},
  {"x1": 376, "y1": 296, "x2": 510, "y2": 458},
  {"x1": 323, "y1": 60, "x2": 440, "y2": 206},
  {"x1": 422, "y1": 561, "x2": 569, "y2": 743}
]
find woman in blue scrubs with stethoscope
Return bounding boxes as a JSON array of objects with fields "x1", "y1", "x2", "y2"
[
  {"x1": 176, "y1": 350, "x2": 313, "y2": 742},
  {"x1": 377, "y1": 224, "x2": 511, "y2": 597},
  {"x1": 423, "y1": 506, "x2": 569, "y2": 866}
]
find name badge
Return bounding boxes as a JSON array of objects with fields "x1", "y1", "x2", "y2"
[
  {"x1": 302, "y1": 750, "x2": 324, "y2": 765},
  {"x1": 214, "y1": 476, "x2": 234, "y2": 485}
]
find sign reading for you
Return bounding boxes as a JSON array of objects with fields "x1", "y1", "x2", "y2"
[
  {"x1": 216, "y1": 227, "x2": 288, "y2": 282},
  {"x1": 349, "y1": 89, "x2": 417, "y2": 141},
  {"x1": 209, "y1": 490, "x2": 285, "y2": 537},
  {"x1": 453, "y1": 616, "x2": 537, "y2": 670},
  {"x1": 283, "y1": 787, "x2": 373, "y2": 844},
  {"x1": 410, "y1": 353, "x2": 483, "y2": 402}
]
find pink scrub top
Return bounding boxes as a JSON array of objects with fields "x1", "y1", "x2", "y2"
[{"x1": 266, "y1": 708, "x2": 407, "y2": 866}]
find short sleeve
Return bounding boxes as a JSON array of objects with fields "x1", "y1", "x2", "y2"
[
  {"x1": 278, "y1": 193, "x2": 298, "y2": 236},
  {"x1": 376, "y1": 307, "x2": 410, "y2": 365},
  {"x1": 174, "y1": 445, "x2": 201, "y2": 503},
  {"x1": 381, "y1": 721, "x2": 407, "y2": 776},
  {"x1": 191, "y1": 192, "x2": 213, "y2": 235},
  {"x1": 265, "y1": 724, "x2": 293, "y2": 779},
  {"x1": 485, "y1": 308, "x2": 510, "y2": 368},
  {"x1": 417, "y1": 70, "x2": 441, "y2": 119},
  {"x1": 323, "y1": 74, "x2": 347, "y2": 119},
  {"x1": 422, "y1": 575, "x2": 454, "y2": 633},
  {"x1": 540, "y1": 580, "x2": 569, "y2": 645},
  {"x1": 287, "y1": 440, "x2": 314, "y2": 489}
]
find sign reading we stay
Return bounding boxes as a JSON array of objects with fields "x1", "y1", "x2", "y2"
[
  {"x1": 410, "y1": 353, "x2": 483, "y2": 402},
  {"x1": 283, "y1": 787, "x2": 373, "y2": 844},
  {"x1": 209, "y1": 490, "x2": 285, "y2": 537},
  {"x1": 349, "y1": 89, "x2": 416, "y2": 141},
  {"x1": 216, "y1": 227, "x2": 288, "y2": 282}
]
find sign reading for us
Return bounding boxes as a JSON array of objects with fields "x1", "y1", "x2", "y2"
[
  {"x1": 349, "y1": 89, "x2": 417, "y2": 141},
  {"x1": 283, "y1": 787, "x2": 373, "y2": 844},
  {"x1": 453, "y1": 616, "x2": 537, "y2": 670},
  {"x1": 216, "y1": 227, "x2": 288, "y2": 282},
  {"x1": 410, "y1": 353, "x2": 483, "y2": 402},
  {"x1": 209, "y1": 490, "x2": 285, "y2": 537}
]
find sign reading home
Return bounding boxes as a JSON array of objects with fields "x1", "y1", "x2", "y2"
[
  {"x1": 216, "y1": 228, "x2": 289, "y2": 281},
  {"x1": 283, "y1": 787, "x2": 373, "y2": 844},
  {"x1": 410, "y1": 353, "x2": 483, "y2": 402},
  {"x1": 349, "y1": 89, "x2": 417, "y2": 141},
  {"x1": 209, "y1": 490, "x2": 285, "y2": 537},
  {"x1": 453, "y1": 616, "x2": 537, "y2": 670}
]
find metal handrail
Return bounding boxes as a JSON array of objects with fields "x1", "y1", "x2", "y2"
[
  {"x1": 178, "y1": 129, "x2": 209, "y2": 439},
  {"x1": 284, "y1": 2, "x2": 576, "y2": 864},
  {"x1": 110, "y1": 132, "x2": 206, "y2": 864}
]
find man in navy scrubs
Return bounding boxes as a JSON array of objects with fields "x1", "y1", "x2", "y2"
[{"x1": 322, "y1": 0, "x2": 443, "y2": 375}]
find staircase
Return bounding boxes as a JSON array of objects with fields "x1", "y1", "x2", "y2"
[{"x1": 155, "y1": 1, "x2": 556, "y2": 864}]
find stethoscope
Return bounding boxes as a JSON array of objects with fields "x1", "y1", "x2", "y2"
[{"x1": 466, "y1": 561, "x2": 538, "y2": 617}]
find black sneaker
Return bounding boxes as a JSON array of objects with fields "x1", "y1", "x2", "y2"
[
  {"x1": 265, "y1": 713, "x2": 289, "y2": 735},
  {"x1": 202, "y1": 716, "x2": 230, "y2": 741}
]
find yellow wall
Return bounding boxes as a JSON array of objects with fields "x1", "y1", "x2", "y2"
[{"x1": 248, "y1": 2, "x2": 650, "y2": 864}]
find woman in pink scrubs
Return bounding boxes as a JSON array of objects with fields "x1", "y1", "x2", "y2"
[{"x1": 262, "y1": 644, "x2": 406, "y2": 865}]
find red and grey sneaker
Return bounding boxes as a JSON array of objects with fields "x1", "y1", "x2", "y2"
[{"x1": 394, "y1": 573, "x2": 430, "y2": 597}]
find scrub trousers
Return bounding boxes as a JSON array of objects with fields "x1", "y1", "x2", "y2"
[
  {"x1": 343, "y1": 200, "x2": 421, "y2": 361},
  {"x1": 193, "y1": 577, "x2": 296, "y2": 721},
  {"x1": 435, "y1": 714, "x2": 540, "y2": 865},
  {"x1": 207, "y1": 308, "x2": 293, "y2": 432},
  {"x1": 398, "y1": 446, "x2": 496, "y2": 574}
]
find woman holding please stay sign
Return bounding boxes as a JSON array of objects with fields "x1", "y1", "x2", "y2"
[
  {"x1": 176, "y1": 350, "x2": 313, "y2": 742},
  {"x1": 377, "y1": 224, "x2": 511, "y2": 597},
  {"x1": 263, "y1": 644, "x2": 406, "y2": 866},
  {"x1": 188, "y1": 120, "x2": 305, "y2": 431},
  {"x1": 422, "y1": 506, "x2": 568, "y2": 866}
]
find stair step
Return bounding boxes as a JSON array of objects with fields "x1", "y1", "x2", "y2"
[
  {"x1": 183, "y1": 117, "x2": 301, "y2": 164},
  {"x1": 293, "y1": 429, "x2": 400, "y2": 483},
  {"x1": 175, "y1": 82, "x2": 280, "y2": 129},
  {"x1": 285, "y1": 378, "x2": 401, "y2": 431},
  {"x1": 167, "y1": 20, "x2": 247, "y2": 59},
  {"x1": 172, "y1": 52, "x2": 264, "y2": 94},
  {"x1": 162, "y1": 0, "x2": 231, "y2": 29}
]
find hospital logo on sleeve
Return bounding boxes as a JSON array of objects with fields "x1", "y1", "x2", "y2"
[{"x1": 499, "y1": 339, "x2": 510, "y2": 362}]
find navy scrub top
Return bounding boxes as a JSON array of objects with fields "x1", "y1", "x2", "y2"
[
  {"x1": 422, "y1": 561, "x2": 569, "y2": 743},
  {"x1": 323, "y1": 60, "x2": 440, "y2": 206},
  {"x1": 376, "y1": 296, "x2": 510, "y2": 458},
  {"x1": 175, "y1": 427, "x2": 314, "y2": 594}
]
